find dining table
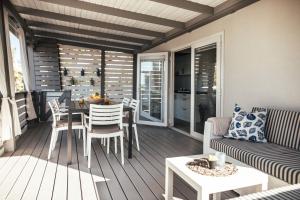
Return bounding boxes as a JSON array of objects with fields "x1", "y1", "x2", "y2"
[{"x1": 66, "y1": 100, "x2": 133, "y2": 165}]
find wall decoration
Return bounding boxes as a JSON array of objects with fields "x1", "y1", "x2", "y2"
[
  {"x1": 90, "y1": 78, "x2": 95, "y2": 86},
  {"x1": 81, "y1": 68, "x2": 85, "y2": 76},
  {"x1": 63, "y1": 67, "x2": 68, "y2": 76},
  {"x1": 59, "y1": 44, "x2": 101, "y2": 100},
  {"x1": 96, "y1": 68, "x2": 101, "y2": 77},
  {"x1": 69, "y1": 76, "x2": 77, "y2": 85}
]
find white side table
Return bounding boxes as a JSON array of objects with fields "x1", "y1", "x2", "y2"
[{"x1": 165, "y1": 155, "x2": 268, "y2": 200}]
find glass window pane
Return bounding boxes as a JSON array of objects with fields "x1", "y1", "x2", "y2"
[
  {"x1": 9, "y1": 31, "x2": 25, "y2": 92},
  {"x1": 139, "y1": 59, "x2": 164, "y2": 123},
  {"x1": 194, "y1": 43, "x2": 217, "y2": 134}
]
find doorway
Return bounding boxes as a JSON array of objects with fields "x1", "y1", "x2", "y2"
[
  {"x1": 191, "y1": 33, "x2": 223, "y2": 140},
  {"x1": 137, "y1": 52, "x2": 169, "y2": 126},
  {"x1": 173, "y1": 48, "x2": 191, "y2": 133}
]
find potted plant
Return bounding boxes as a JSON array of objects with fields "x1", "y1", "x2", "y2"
[
  {"x1": 90, "y1": 78, "x2": 95, "y2": 86},
  {"x1": 69, "y1": 76, "x2": 77, "y2": 85}
]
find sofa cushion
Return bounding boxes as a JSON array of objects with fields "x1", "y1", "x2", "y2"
[
  {"x1": 253, "y1": 107, "x2": 300, "y2": 150},
  {"x1": 224, "y1": 104, "x2": 267, "y2": 142},
  {"x1": 210, "y1": 138, "x2": 300, "y2": 184},
  {"x1": 229, "y1": 184, "x2": 300, "y2": 200}
]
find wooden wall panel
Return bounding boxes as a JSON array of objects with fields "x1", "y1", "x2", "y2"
[
  {"x1": 105, "y1": 51, "x2": 133, "y2": 102},
  {"x1": 59, "y1": 44, "x2": 101, "y2": 100},
  {"x1": 33, "y1": 40, "x2": 61, "y2": 91}
]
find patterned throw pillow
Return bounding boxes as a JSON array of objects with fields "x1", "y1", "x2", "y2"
[{"x1": 224, "y1": 104, "x2": 267, "y2": 142}]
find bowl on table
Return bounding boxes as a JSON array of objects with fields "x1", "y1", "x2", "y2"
[{"x1": 88, "y1": 97, "x2": 104, "y2": 104}]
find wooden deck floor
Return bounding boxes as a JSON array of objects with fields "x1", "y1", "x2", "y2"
[{"x1": 0, "y1": 122, "x2": 237, "y2": 200}]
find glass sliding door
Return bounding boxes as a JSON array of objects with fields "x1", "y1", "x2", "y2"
[
  {"x1": 137, "y1": 52, "x2": 168, "y2": 126},
  {"x1": 191, "y1": 34, "x2": 223, "y2": 139}
]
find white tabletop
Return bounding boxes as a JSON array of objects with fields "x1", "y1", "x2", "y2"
[{"x1": 166, "y1": 155, "x2": 268, "y2": 194}]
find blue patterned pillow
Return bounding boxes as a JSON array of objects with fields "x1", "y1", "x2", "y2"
[{"x1": 224, "y1": 104, "x2": 267, "y2": 142}]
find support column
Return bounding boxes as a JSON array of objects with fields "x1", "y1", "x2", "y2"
[
  {"x1": 132, "y1": 53, "x2": 137, "y2": 99},
  {"x1": 0, "y1": 0, "x2": 16, "y2": 151},
  {"x1": 101, "y1": 50, "x2": 105, "y2": 98}
]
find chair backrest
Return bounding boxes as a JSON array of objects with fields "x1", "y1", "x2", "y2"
[
  {"x1": 49, "y1": 99, "x2": 60, "y2": 113},
  {"x1": 48, "y1": 100, "x2": 59, "y2": 127},
  {"x1": 89, "y1": 104, "x2": 123, "y2": 130},
  {"x1": 129, "y1": 99, "x2": 139, "y2": 123},
  {"x1": 122, "y1": 97, "x2": 131, "y2": 106},
  {"x1": 54, "y1": 98, "x2": 60, "y2": 107}
]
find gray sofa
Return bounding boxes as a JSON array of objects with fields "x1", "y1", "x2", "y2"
[
  {"x1": 230, "y1": 183, "x2": 300, "y2": 200},
  {"x1": 204, "y1": 107, "x2": 300, "y2": 188}
]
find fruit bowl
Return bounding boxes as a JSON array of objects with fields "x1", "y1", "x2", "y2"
[{"x1": 88, "y1": 97, "x2": 104, "y2": 104}]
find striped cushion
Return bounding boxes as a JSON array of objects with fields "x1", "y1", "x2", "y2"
[
  {"x1": 252, "y1": 108, "x2": 300, "y2": 150},
  {"x1": 230, "y1": 184, "x2": 300, "y2": 200},
  {"x1": 210, "y1": 138, "x2": 300, "y2": 184}
]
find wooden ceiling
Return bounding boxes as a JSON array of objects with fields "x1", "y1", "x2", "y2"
[{"x1": 7, "y1": 0, "x2": 259, "y2": 53}]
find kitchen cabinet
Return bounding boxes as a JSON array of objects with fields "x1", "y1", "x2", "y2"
[{"x1": 174, "y1": 93, "x2": 190, "y2": 122}]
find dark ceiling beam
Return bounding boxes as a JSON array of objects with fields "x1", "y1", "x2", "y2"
[
  {"x1": 34, "y1": 37, "x2": 134, "y2": 54},
  {"x1": 150, "y1": 0, "x2": 213, "y2": 14},
  {"x1": 39, "y1": 0, "x2": 184, "y2": 29},
  {"x1": 33, "y1": 30, "x2": 141, "y2": 50},
  {"x1": 16, "y1": 6, "x2": 165, "y2": 38},
  {"x1": 28, "y1": 21, "x2": 151, "y2": 45},
  {"x1": 142, "y1": 0, "x2": 259, "y2": 52}
]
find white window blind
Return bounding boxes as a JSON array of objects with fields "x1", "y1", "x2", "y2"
[
  {"x1": 59, "y1": 44, "x2": 101, "y2": 100},
  {"x1": 105, "y1": 51, "x2": 133, "y2": 102}
]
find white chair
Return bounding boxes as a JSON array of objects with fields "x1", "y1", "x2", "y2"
[
  {"x1": 54, "y1": 98, "x2": 83, "y2": 139},
  {"x1": 54, "y1": 98, "x2": 68, "y2": 113},
  {"x1": 84, "y1": 104, "x2": 124, "y2": 168},
  {"x1": 122, "y1": 97, "x2": 131, "y2": 106},
  {"x1": 48, "y1": 99, "x2": 86, "y2": 159},
  {"x1": 123, "y1": 99, "x2": 140, "y2": 151}
]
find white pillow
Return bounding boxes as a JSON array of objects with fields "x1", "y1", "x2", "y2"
[{"x1": 224, "y1": 104, "x2": 267, "y2": 142}]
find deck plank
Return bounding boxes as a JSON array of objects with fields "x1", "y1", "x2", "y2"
[
  {"x1": 6, "y1": 124, "x2": 51, "y2": 200},
  {"x1": 76, "y1": 132, "x2": 99, "y2": 200},
  {"x1": 21, "y1": 125, "x2": 53, "y2": 200},
  {"x1": 92, "y1": 140, "x2": 127, "y2": 200},
  {"x1": 0, "y1": 125, "x2": 47, "y2": 199},
  {"x1": 0, "y1": 123, "x2": 238, "y2": 200},
  {"x1": 137, "y1": 129, "x2": 197, "y2": 199},
  {"x1": 67, "y1": 131, "x2": 82, "y2": 200},
  {"x1": 52, "y1": 131, "x2": 68, "y2": 200},
  {"x1": 37, "y1": 133, "x2": 62, "y2": 200},
  {"x1": 97, "y1": 140, "x2": 143, "y2": 200},
  {"x1": 0, "y1": 125, "x2": 38, "y2": 172},
  {"x1": 107, "y1": 141, "x2": 159, "y2": 200},
  {"x1": 0, "y1": 126, "x2": 36, "y2": 170}
]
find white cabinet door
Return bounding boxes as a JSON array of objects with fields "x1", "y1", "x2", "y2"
[{"x1": 174, "y1": 93, "x2": 190, "y2": 122}]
